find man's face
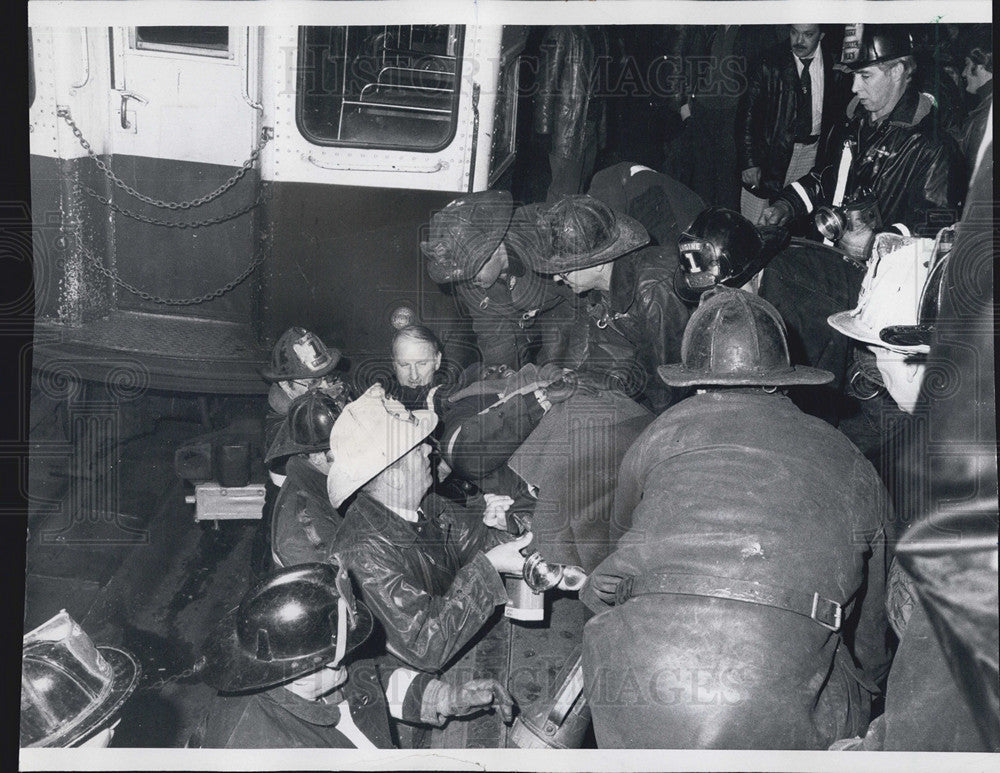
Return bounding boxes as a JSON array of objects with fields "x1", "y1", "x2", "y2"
[
  {"x1": 402, "y1": 442, "x2": 433, "y2": 493},
  {"x1": 307, "y1": 450, "x2": 335, "y2": 475},
  {"x1": 554, "y1": 264, "x2": 605, "y2": 294},
  {"x1": 281, "y1": 374, "x2": 339, "y2": 400},
  {"x1": 852, "y1": 62, "x2": 903, "y2": 120},
  {"x1": 471, "y1": 243, "x2": 507, "y2": 290},
  {"x1": 789, "y1": 25, "x2": 823, "y2": 59},
  {"x1": 385, "y1": 442, "x2": 433, "y2": 502},
  {"x1": 284, "y1": 662, "x2": 348, "y2": 701},
  {"x1": 393, "y1": 339, "x2": 441, "y2": 388},
  {"x1": 961, "y1": 57, "x2": 990, "y2": 94}
]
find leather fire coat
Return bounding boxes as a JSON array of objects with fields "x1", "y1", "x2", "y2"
[
  {"x1": 570, "y1": 247, "x2": 692, "y2": 415},
  {"x1": 336, "y1": 491, "x2": 508, "y2": 674},
  {"x1": 198, "y1": 659, "x2": 399, "y2": 749},
  {"x1": 534, "y1": 26, "x2": 608, "y2": 159},
  {"x1": 456, "y1": 205, "x2": 580, "y2": 369},
  {"x1": 580, "y1": 391, "x2": 892, "y2": 749},
  {"x1": 737, "y1": 40, "x2": 849, "y2": 198},
  {"x1": 775, "y1": 84, "x2": 964, "y2": 236},
  {"x1": 271, "y1": 455, "x2": 343, "y2": 570}
]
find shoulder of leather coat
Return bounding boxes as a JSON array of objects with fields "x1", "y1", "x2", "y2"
[{"x1": 609, "y1": 247, "x2": 679, "y2": 315}]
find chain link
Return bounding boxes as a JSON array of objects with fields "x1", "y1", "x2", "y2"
[
  {"x1": 75, "y1": 179, "x2": 268, "y2": 229},
  {"x1": 138, "y1": 657, "x2": 207, "y2": 693},
  {"x1": 57, "y1": 107, "x2": 270, "y2": 210},
  {"x1": 69, "y1": 225, "x2": 265, "y2": 306}
]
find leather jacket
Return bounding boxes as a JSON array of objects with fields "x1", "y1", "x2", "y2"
[
  {"x1": 456, "y1": 205, "x2": 579, "y2": 369},
  {"x1": 336, "y1": 491, "x2": 509, "y2": 673},
  {"x1": 198, "y1": 659, "x2": 397, "y2": 749},
  {"x1": 197, "y1": 655, "x2": 440, "y2": 749},
  {"x1": 776, "y1": 84, "x2": 964, "y2": 236},
  {"x1": 271, "y1": 455, "x2": 343, "y2": 570},
  {"x1": 958, "y1": 84, "x2": 992, "y2": 182},
  {"x1": 571, "y1": 247, "x2": 692, "y2": 414},
  {"x1": 534, "y1": 26, "x2": 608, "y2": 159},
  {"x1": 737, "y1": 40, "x2": 849, "y2": 198},
  {"x1": 581, "y1": 390, "x2": 892, "y2": 749}
]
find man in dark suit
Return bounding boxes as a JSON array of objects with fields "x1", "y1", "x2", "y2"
[{"x1": 738, "y1": 25, "x2": 849, "y2": 226}]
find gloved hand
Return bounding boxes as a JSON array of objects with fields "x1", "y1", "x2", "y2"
[
  {"x1": 433, "y1": 678, "x2": 516, "y2": 724},
  {"x1": 542, "y1": 376, "x2": 577, "y2": 405},
  {"x1": 543, "y1": 370, "x2": 604, "y2": 404},
  {"x1": 587, "y1": 571, "x2": 626, "y2": 605},
  {"x1": 758, "y1": 199, "x2": 793, "y2": 227},
  {"x1": 482, "y1": 493, "x2": 515, "y2": 530}
]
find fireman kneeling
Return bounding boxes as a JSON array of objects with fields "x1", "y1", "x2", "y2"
[{"x1": 580, "y1": 288, "x2": 893, "y2": 749}]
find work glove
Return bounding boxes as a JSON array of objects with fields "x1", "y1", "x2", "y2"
[
  {"x1": 542, "y1": 370, "x2": 604, "y2": 404},
  {"x1": 426, "y1": 677, "x2": 516, "y2": 724},
  {"x1": 482, "y1": 493, "x2": 515, "y2": 530}
]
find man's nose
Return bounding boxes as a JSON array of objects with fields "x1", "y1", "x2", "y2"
[{"x1": 851, "y1": 76, "x2": 862, "y2": 93}]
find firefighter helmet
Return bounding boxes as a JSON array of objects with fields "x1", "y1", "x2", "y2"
[
  {"x1": 674, "y1": 207, "x2": 789, "y2": 304},
  {"x1": 200, "y1": 563, "x2": 373, "y2": 693},
  {"x1": 422, "y1": 191, "x2": 514, "y2": 285},
  {"x1": 528, "y1": 195, "x2": 649, "y2": 274},
  {"x1": 659, "y1": 288, "x2": 833, "y2": 387},
  {"x1": 262, "y1": 327, "x2": 341, "y2": 383},
  {"x1": 264, "y1": 390, "x2": 344, "y2": 466},
  {"x1": 20, "y1": 610, "x2": 140, "y2": 748},
  {"x1": 838, "y1": 24, "x2": 914, "y2": 71}
]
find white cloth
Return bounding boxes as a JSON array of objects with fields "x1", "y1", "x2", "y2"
[
  {"x1": 740, "y1": 142, "x2": 817, "y2": 224},
  {"x1": 386, "y1": 504, "x2": 421, "y2": 523},
  {"x1": 794, "y1": 41, "x2": 824, "y2": 136},
  {"x1": 335, "y1": 700, "x2": 379, "y2": 750},
  {"x1": 384, "y1": 668, "x2": 422, "y2": 720}
]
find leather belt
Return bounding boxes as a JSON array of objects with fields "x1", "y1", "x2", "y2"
[
  {"x1": 615, "y1": 572, "x2": 843, "y2": 632},
  {"x1": 795, "y1": 135, "x2": 820, "y2": 145}
]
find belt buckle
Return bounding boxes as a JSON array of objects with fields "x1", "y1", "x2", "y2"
[
  {"x1": 614, "y1": 575, "x2": 635, "y2": 606},
  {"x1": 811, "y1": 593, "x2": 843, "y2": 632}
]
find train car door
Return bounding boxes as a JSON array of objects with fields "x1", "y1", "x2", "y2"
[
  {"x1": 101, "y1": 26, "x2": 264, "y2": 323},
  {"x1": 257, "y1": 24, "x2": 514, "y2": 370}
]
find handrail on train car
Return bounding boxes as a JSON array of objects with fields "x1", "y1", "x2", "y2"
[
  {"x1": 242, "y1": 27, "x2": 263, "y2": 112},
  {"x1": 71, "y1": 28, "x2": 90, "y2": 89}
]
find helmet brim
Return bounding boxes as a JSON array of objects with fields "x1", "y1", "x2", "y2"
[
  {"x1": 28, "y1": 646, "x2": 141, "y2": 748},
  {"x1": 878, "y1": 323, "x2": 934, "y2": 353},
  {"x1": 264, "y1": 420, "x2": 329, "y2": 466},
  {"x1": 530, "y1": 212, "x2": 650, "y2": 274},
  {"x1": 658, "y1": 363, "x2": 834, "y2": 388},
  {"x1": 827, "y1": 310, "x2": 929, "y2": 354},
  {"x1": 200, "y1": 600, "x2": 373, "y2": 694}
]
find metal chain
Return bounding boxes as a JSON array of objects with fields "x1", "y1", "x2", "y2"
[
  {"x1": 69, "y1": 225, "x2": 266, "y2": 306},
  {"x1": 75, "y1": 179, "x2": 268, "y2": 229},
  {"x1": 138, "y1": 657, "x2": 207, "y2": 693},
  {"x1": 56, "y1": 107, "x2": 271, "y2": 210}
]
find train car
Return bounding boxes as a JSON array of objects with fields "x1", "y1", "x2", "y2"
[{"x1": 29, "y1": 22, "x2": 526, "y2": 393}]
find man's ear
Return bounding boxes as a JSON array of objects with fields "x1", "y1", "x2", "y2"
[{"x1": 434, "y1": 351, "x2": 442, "y2": 371}]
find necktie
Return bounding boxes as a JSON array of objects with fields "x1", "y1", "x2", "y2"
[{"x1": 796, "y1": 57, "x2": 813, "y2": 140}]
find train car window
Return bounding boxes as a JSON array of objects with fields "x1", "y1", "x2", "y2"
[
  {"x1": 296, "y1": 25, "x2": 464, "y2": 152},
  {"x1": 133, "y1": 27, "x2": 232, "y2": 58},
  {"x1": 28, "y1": 31, "x2": 35, "y2": 107}
]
